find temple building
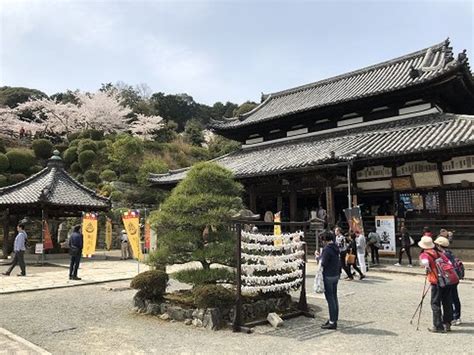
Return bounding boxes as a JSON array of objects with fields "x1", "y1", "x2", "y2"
[{"x1": 151, "y1": 39, "x2": 474, "y2": 249}]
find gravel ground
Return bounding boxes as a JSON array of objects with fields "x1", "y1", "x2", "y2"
[{"x1": 0, "y1": 271, "x2": 473, "y2": 354}]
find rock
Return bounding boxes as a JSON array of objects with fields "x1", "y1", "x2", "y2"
[
  {"x1": 267, "y1": 312, "x2": 284, "y2": 328},
  {"x1": 184, "y1": 318, "x2": 192, "y2": 325},
  {"x1": 168, "y1": 306, "x2": 186, "y2": 321},
  {"x1": 160, "y1": 303, "x2": 169, "y2": 314},
  {"x1": 159, "y1": 313, "x2": 170, "y2": 321},
  {"x1": 184, "y1": 309, "x2": 194, "y2": 319},
  {"x1": 192, "y1": 309, "x2": 205, "y2": 321},
  {"x1": 133, "y1": 292, "x2": 146, "y2": 311},
  {"x1": 146, "y1": 303, "x2": 162, "y2": 315},
  {"x1": 203, "y1": 308, "x2": 221, "y2": 331},
  {"x1": 192, "y1": 318, "x2": 203, "y2": 327}
]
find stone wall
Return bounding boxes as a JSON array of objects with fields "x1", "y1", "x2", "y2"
[{"x1": 133, "y1": 292, "x2": 296, "y2": 330}]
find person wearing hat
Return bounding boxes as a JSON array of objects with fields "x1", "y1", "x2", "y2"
[
  {"x1": 434, "y1": 236, "x2": 462, "y2": 326},
  {"x1": 419, "y1": 236, "x2": 453, "y2": 333},
  {"x1": 120, "y1": 229, "x2": 129, "y2": 260}
]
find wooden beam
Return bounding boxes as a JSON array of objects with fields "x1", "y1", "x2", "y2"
[{"x1": 325, "y1": 186, "x2": 335, "y2": 227}]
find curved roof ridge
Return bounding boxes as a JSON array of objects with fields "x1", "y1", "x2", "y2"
[
  {"x1": 270, "y1": 39, "x2": 449, "y2": 98},
  {"x1": 0, "y1": 166, "x2": 49, "y2": 193},
  {"x1": 60, "y1": 169, "x2": 110, "y2": 202}
]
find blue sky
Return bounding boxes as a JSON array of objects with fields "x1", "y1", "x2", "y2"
[{"x1": 1, "y1": 0, "x2": 473, "y2": 105}]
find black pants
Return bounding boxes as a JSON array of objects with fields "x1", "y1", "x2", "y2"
[
  {"x1": 323, "y1": 275, "x2": 339, "y2": 323},
  {"x1": 452, "y1": 284, "x2": 461, "y2": 320},
  {"x1": 340, "y1": 251, "x2": 351, "y2": 277},
  {"x1": 348, "y1": 255, "x2": 363, "y2": 278},
  {"x1": 6, "y1": 251, "x2": 26, "y2": 275},
  {"x1": 431, "y1": 284, "x2": 453, "y2": 330},
  {"x1": 69, "y1": 255, "x2": 81, "y2": 278},
  {"x1": 398, "y1": 247, "x2": 412, "y2": 264},
  {"x1": 370, "y1": 245, "x2": 380, "y2": 264}
]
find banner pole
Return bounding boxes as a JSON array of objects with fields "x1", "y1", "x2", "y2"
[
  {"x1": 137, "y1": 210, "x2": 140, "y2": 274},
  {"x1": 41, "y1": 209, "x2": 44, "y2": 266}
]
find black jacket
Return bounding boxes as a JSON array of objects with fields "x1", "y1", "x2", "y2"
[{"x1": 321, "y1": 242, "x2": 341, "y2": 277}]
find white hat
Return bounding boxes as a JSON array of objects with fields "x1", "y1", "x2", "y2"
[
  {"x1": 122, "y1": 229, "x2": 126, "y2": 233},
  {"x1": 434, "y1": 236, "x2": 449, "y2": 248},
  {"x1": 418, "y1": 236, "x2": 435, "y2": 250}
]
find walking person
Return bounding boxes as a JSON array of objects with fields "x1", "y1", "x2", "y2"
[
  {"x1": 319, "y1": 231, "x2": 341, "y2": 330},
  {"x1": 120, "y1": 229, "x2": 129, "y2": 260},
  {"x1": 395, "y1": 227, "x2": 413, "y2": 267},
  {"x1": 434, "y1": 236, "x2": 462, "y2": 326},
  {"x1": 68, "y1": 225, "x2": 83, "y2": 280},
  {"x1": 346, "y1": 232, "x2": 365, "y2": 280},
  {"x1": 367, "y1": 228, "x2": 381, "y2": 265},
  {"x1": 335, "y1": 227, "x2": 351, "y2": 278},
  {"x1": 2, "y1": 224, "x2": 28, "y2": 276},
  {"x1": 355, "y1": 230, "x2": 367, "y2": 274},
  {"x1": 419, "y1": 236, "x2": 455, "y2": 333}
]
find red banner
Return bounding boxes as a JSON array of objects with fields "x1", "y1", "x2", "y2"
[
  {"x1": 144, "y1": 221, "x2": 151, "y2": 250},
  {"x1": 43, "y1": 220, "x2": 54, "y2": 250}
]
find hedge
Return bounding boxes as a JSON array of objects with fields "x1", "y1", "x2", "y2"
[
  {"x1": 32, "y1": 139, "x2": 53, "y2": 159},
  {"x1": 84, "y1": 170, "x2": 100, "y2": 183},
  {"x1": 99, "y1": 169, "x2": 117, "y2": 182},
  {"x1": 78, "y1": 150, "x2": 96, "y2": 170},
  {"x1": 0, "y1": 153, "x2": 9, "y2": 173},
  {"x1": 192, "y1": 284, "x2": 235, "y2": 309},
  {"x1": 63, "y1": 147, "x2": 78, "y2": 165},
  {"x1": 6, "y1": 149, "x2": 36, "y2": 173},
  {"x1": 130, "y1": 270, "x2": 169, "y2": 300}
]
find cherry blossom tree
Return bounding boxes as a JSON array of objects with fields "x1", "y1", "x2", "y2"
[{"x1": 129, "y1": 113, "x2": 164, "y2": 140}]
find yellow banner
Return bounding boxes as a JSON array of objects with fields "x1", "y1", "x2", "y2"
[
  {"x1": 82, "y1": 213, "x2": 98, "y2": 256},
  {"x1": 122, "y1": 210, "x2": 142, "y2": 260},
  {"x1": 105, "y1": 217, "x2": 112, "y2": 251}
]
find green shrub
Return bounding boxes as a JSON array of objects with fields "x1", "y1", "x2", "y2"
[
  {"x1": 80, "y1": 129, "x2": 104, "y2": 141},
  {"x1": 172, "y1": 268, "x2": 235, "y2": 286},
  {"x1": 110, "y1": 190, "x2": 123, "y2": 201},
  {"x1": 78, "y1": 150, "x2": 96, "y2": 170},
  {"x1": 108, "y1": 135, "x2": 144, "y2": 173},
  {"x1": 75, "y1": 173, "x2": 84, "y2": 183},
  {"x1": 99, "y1": 184, "x2": 113, "y2": 197},
  {"x1": 190, "y1": 146, "x2": 210, "y2": 161},
  {"x1": 55, "y1": 143, "x2": 69, "y2": 153},
  {"x1": 6, "y1": 149, "x2": 36, "y2": 173},
  {"x1": 130, "y1": 270, "x2": 169, "y2": 299},
  {"x1": 97, "y1": 141, "x2": 107, "y2": 150},
  {"x1": 29, "y1": 165, "x2": 43, "y2": 175},
  {"x1": 0, "y1": 174, "x2": 8, "y2": 187},
  {"x1": 84, "y1": 181, "x2": 97, "y2": 190},
  {"x1": 119, "y1": 173, "x2": 137, "y2": 184},
  {"x1": 0, "y1": 139, "x2": 6, "y2": 154},
  {"x1": 32, "y1": 139, "x2": 53, "y2": 159},
  {"x1": 8, "y1": 173, "x2": 27, "y2": 184},
  {"x1": 67, "y1": 132, "x2": 81, "y2": 142},
  {"x1": 70, "y1": 161, "x2": 82, "y2": 173},
  {"x1": 99, "y1": 169, "x2": 117, "y2": 182},
  {"x1": 137, "y1": 159, "x2": 167, "y2": 186},
  {"x1": 84, "y1": 170, "x2": 100, "y2": 183},
  {"x1": 0, "y1": 153, "x2": 9, "y2": 172},
  {"x1": 77, "y1": 139, "x2": 98, "y2": 154},
  {"x1": 192, "y1": 284, "x2": 235, "y2": 309},
  {"x1": 63, "y1": 147, "x2": 78, "y2": 165}
]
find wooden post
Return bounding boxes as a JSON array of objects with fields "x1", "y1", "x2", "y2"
[
  {"x1": 325, "y1": 185, "x2": 335, "y2": 227},
  {"x1": 2, "y1": 209, "x2": 9, "y2": 259},
  {"x1": 248, "y1": 185, "x2": 257, "y2": 213},
  {"x1": 289, "y1": 186, "x2": 297, "y2": 222}
]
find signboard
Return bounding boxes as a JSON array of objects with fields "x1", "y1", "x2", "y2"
[
  {"x1": 412, "y1": 171, "x2": 442, "y2": 188},
  {"x1": 391, "y1": 176, "x2": 413, "y2": 190},
  {"x1": 375, "y1": 216, "x2": 396, "y2": 254},
  {"x1": 35, "y1": 243, "x2": 43, "y2": 254},
  {"x1": 82, "y1": 213, "x2": 98, "y2": 256},
  {"x1": 356, "y1": 165, "x2": 392, "y2": 180}
]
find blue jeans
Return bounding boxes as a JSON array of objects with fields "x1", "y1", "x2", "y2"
[{"x1": 323, "y1": 275, "x2": 339, "y2": 323}]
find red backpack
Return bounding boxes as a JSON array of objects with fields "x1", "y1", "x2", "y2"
[{"x1": 428, "y1": 250, "x2": 459, "y2": 287}]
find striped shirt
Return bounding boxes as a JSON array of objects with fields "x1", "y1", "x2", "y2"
[{"x1": 14, "y1": 231, "x2": 27, "y2": 252}]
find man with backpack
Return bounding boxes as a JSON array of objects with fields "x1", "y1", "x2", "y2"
[
  {"x1": 367, "y1": 228, "x2": 381, "y2": 265},
  {"x1": 419, "y1": 236, "x2": 458, "y2": 333},
  {"x1": 434, "y1": 236, "x2": 464, "y2": 326}
]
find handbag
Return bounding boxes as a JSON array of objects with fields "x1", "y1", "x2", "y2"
[
  {"x1": 346, "y1": 251, "x2": 356, "y2": 265},
  {"x1": 314, "y1": 266, "x2": 325, "y2": 293}
]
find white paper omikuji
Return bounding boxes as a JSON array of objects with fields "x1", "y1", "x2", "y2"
[{"x1": 240, "y1": 231, "x2": 306, "y2": 295}]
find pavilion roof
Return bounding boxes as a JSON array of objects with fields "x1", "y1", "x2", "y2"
[
  {"x1": 151, "y1": 112, "x2": 474, "y2": 184},
  {"x1": 0, "y1": 151, "x2": 111, "y2": 212},
  {"x1": 211, "y1": 39, "x2": 472, "y2": 131}
]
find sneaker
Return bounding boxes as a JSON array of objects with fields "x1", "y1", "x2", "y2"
[
  {"x1": 394, "y1": 263, "x2": 401, "y2": 267},
  {"x1": 322, "y1": 320, "x2": 330, "y2": 326},
  {"x1": 321, "y1": 322, "x2": 337, "y2": 330},
  {"x1": 16, "y1": 273, "x2": 26, "y2": 277},
  {"x1": 71, "y1": 276, "x2": 82, "y2": 280},
  {"x1": 1, "y1": 272, "x2": 10, "y2": 276},
  {"x1": 359, "y1": 274, "x2": 366, "y2": 280},
  {"x1": 407, "y1": 264, "x2": 413, "y2": 268},
  {"x1": 444, "y1": 323, "x2": 452, "y2": 332},
  {"x1": 452, "y1": 319, "x2": 461, "y2": 326},
  {"x1": 427, "y1": 327, "x2": 446, "y2": 333},
  {"x1": 345, "y1": 278, "x2": 354, "y2": 281}
]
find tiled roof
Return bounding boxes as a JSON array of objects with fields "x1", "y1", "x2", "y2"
[
  {"x1": 0, "y1": 154, "x2": 111, "y2": 210},
  {"x1": 151, "y1": 113, "x2": 474, "y2": 184},
  {"x1": 212, "y1": 39, "x2": 468, "y2": 130}
]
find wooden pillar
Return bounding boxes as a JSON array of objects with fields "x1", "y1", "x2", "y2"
[
  {"x1": 437, "y1": 162, "x2": 447, "y2": 214},
  {"x1": 289, "y1": 186, "x2": 297, "y2": 222},
  {"x1": 277, "y1": 195, "x2": 283, "y2": 212},
  {"x1": 2, "y1": 209, "x2": 9, "y2": 258},
  {"x1": 351, "y1": 165, "x2": 358, "y2": 207},
  {"x1": 325, "y1": 185, "x2": 335, "y2": 227},
  {"x1": 248, "y1": 185, "x2": 257, "y2": 213}
]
